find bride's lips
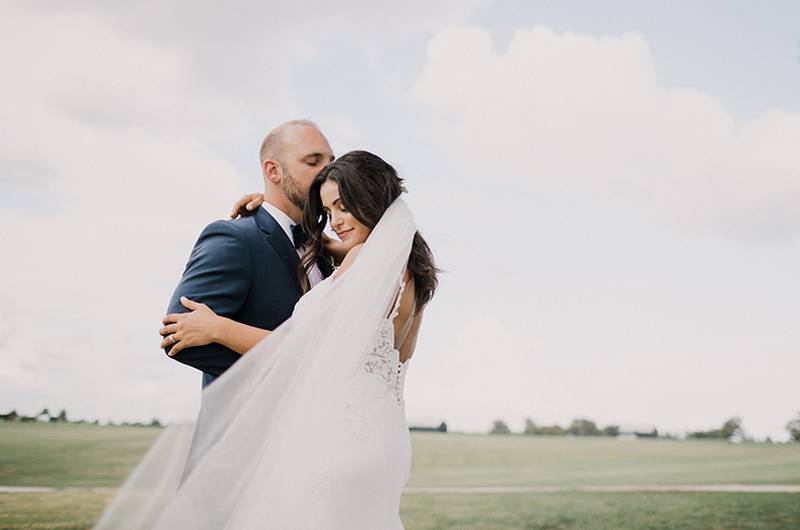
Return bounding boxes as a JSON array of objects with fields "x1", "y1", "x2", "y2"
[{"x1": 336, "y1": 228, "x2": 353, "y2": 239}]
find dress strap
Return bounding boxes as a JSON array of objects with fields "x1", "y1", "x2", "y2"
[{"x1": 388, "y1": 272, "x2": 406, "y2": 321}]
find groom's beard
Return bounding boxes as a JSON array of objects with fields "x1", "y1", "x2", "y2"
[{"x1": 280, "y1": 167, "x2": 306, "y2": 211}]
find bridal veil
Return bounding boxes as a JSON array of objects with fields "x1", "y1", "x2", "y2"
[{"x1": 94, "y1": 196, "x2": 416, "y2": 529}]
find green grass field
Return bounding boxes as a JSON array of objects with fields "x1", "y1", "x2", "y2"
[
  {"x1": 408, "y1": 432, "x2": 800, "y2": 487},
  {"x1": 1, "y1": 423, "x2": 799, "y2": 529},
  {"x1": 0, "y1": 423, "x2": 161, "y2": 488}
]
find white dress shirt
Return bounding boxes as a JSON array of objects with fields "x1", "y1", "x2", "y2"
[{"x1": 261, "y1": 202, "x2": 324, "y2": 287}]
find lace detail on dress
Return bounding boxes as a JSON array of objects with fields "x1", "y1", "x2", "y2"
[
  {"x1": 342, "y1": 392, "x2": 369, "y2": 441},
  {"x1": 311, "y1": 453, "x2": 330, "y2": 501},
  {"x1": 364, "y1": 274, "x2": 409, "y2": 405}
]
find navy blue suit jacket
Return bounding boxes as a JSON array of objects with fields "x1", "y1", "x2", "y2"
[{"x1": 164, "y1": 207, "x2": 333, "y2": 386}]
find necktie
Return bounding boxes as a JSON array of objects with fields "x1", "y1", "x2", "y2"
[{"x1": 291, "y1": 224, "x2": 309, "y2": 249}]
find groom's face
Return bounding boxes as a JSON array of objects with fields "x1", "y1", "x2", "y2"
[{"x1": 279, "y1": 126, "x2": 334, "y2": 208}]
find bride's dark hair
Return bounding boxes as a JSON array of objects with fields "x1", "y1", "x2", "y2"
[{"x1": 300, "y1": 150, "x2": 438, "y2": 313}]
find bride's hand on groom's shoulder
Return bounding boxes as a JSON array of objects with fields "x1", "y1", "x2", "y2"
[
  {"x1": 322, "y1": 234, "x2": 348, "y2": 265},
  {"x1": 229, "y1": 193, "x2": 264, "y2": 219},
  {"x1": 160, "y1": 297, "x2": 222, "y2": 356}
]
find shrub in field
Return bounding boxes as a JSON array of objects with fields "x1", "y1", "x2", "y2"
[
  {"x1": 689, "y1": 417, "x2": 742, "y2": 440},
  {"x1": 523, "y1": 419, "x2": 567, "y2": 436},
  {"x1": 567, "y1": 418, "x2": 600, "y2": 436},
  {"x1": 721, "y1": 417, "x2": 742, "y2": 439},
  {"x1": 787, "y1": 412, "x2": 800, "y2": 442},
  {"x1": 490, "y1": 420, "x2": 511, "y2": 434}
]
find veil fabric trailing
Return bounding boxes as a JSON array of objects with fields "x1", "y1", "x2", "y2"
[{"x1": 94, "y1": 197, "x2": 416, "y2": 529}]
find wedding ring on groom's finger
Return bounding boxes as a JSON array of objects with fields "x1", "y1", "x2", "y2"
[{"x1": 168, "y1": 334, "x2": 176, "y2": 345}]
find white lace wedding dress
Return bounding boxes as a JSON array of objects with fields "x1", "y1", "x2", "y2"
[
  {"x1": 294, "y1": 273, "x2": 412, "y2": 527},
  {"x1": 94, "y1": 198, "x2": 417, "y2": 530}
]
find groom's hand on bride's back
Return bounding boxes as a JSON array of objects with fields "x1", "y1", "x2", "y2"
[{"x1": 229, "y1": 193, "x2": 264, "y2": 219}]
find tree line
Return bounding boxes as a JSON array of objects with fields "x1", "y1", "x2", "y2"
[
  {"x1": 490, "y1": 412, "x2": 800, "y2": 442},
  {"x1": 0, "y1": 408, "x2": 162, "y2": 427},
  {"x1": 490, "y1": 418, "x2": 645, "y2": 437},
  {"x1": 4, "y1": 407, "x2": 800, "y2": 441}
]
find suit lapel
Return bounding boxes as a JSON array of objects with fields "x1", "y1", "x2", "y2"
[{"x1": 255, "y1": 207, "x2": 302, "y2": 294}]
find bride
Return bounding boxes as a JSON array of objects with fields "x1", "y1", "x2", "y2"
[{"x1": 94, "y1": 150, "x2": 438, "y2": 529}]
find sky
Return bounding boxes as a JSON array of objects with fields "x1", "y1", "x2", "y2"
[{"x1": 1, "y1": 0, "x2": 798, "y2": 440}]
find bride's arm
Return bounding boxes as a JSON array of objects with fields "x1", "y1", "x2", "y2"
[
  {"x1": 160, "y1": 297, "x2": 270, "y2": 356},
  {"x1": 331, "y1": 243, "x2": 364, "y2": 280},
  {"x1": 228, "y1": 193, "x2": 347, "y2": 264},
  {"x1": 212, "y1": 317, "x2": 271, "y2": 355},
  {"x1": 229, "y1": 193, "x2": 264, "y2": 219},
  {"x1": 335, "y1": 248, "x2": 423, "y2": 363},
  {"x1": 323, "y1": 235, "x2": 348, "y2": 265}
]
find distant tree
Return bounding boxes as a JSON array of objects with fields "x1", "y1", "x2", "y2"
[
  {"x1": 787, "y1": 412, "x2": 800, "y2": 442},
  {"x1": 689, "y1": 418, "x2": 742, "y2": 440},
  {"x1": 537, "y1": 425, "x2": 566, "y2": 435},
  {"x1": 410, "y1": 423, "x2": 447, "y2": 433},
  {"x1": 56, "y1": 409, "x2": 68, "y2": 423},
  {"x1": 524, "y1": 418, "x2": 537, "y2": 434},
  {"x1": 523, "y1": 419, "x2": 567, "y2": 436},
  {"x1": 689, "y1": 429, "x2": 722, "y2": 439},
  {"x1": 490, "y1": 420, "x2": 511, "y2": 434},
  {"x1": 39, "y1": 408, "x2": 50, "y2": 417},
  {"x1": 602, "y1": 425, "x2": 620, "y2": 437},
  {"x1": 567, "y1": 418, "x2": 600, "y2": 436},
  {"x1": 721, "y1": 417, "x2": 742, "y2": 439},
  {"x1": 149, "y1": 418, "x2": 163, "y2": 427}
]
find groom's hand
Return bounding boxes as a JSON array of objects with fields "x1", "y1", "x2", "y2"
[{"x1": 229, "y1": 193, "x2": 264, "y2": 219}]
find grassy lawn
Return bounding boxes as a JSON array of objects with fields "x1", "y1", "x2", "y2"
[
  {"x1": 0, "y1": 490, "x2": 113, "y2": 530},
  {"x1": 0, "y1": 423, "x2": 161, "y2": 488},
  {"x1": 400, "y1": 491, "x2": 800, "y2": 530},
  {"x1": 1, "y1": 424, "x2": 799, "y2": 529},
  {"x1": 408, "y1": 432, "x2": 800, "y2": 487},
  {"x1": 2, "y1": 490, "x2": 798, "y2": 530}
]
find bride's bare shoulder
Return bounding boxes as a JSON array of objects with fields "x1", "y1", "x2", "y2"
[{"x1": 331, "y1": 243, "x2": 364, "y2": 280}]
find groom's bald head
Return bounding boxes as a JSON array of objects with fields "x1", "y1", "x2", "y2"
[
  {"x1": 259, "y1": 119, "x2": 334, "y2": 223},
  {"x1": 259, "y1": 119, "x2": 324, "y2": 166}
]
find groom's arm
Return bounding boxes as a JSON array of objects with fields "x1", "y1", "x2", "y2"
[{"x1": 164, "y1": 220, "x2": 252, "y2": 376}]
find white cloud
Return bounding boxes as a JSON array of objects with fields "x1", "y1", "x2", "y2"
[
  {"x1": 0, "y1": 0, "x2": 484, "y2": 423},
  {"x1": 400, "y1": 24, "x2": 800, "y2": 441},
  {"x1": 1, "y1": 3, "x2": 796, "y2": 443},
  {"x1": 0, "y1": 3, "x2": 261, "y2": 422},
  {"x1": 411, "y1": 26, "x2": 800, "y2": 243},
  {"x1": 407, "y1": 314, "x2": 556, "y2": 432}
]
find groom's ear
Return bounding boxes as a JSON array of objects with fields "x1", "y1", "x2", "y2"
[{"x1": 263, "y1": 159, "x2": 282, "y2": 184}]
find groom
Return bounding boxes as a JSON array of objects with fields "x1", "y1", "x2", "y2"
[{"x1": 163, "y1": 119, "x2": 335, "y2": 387}]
